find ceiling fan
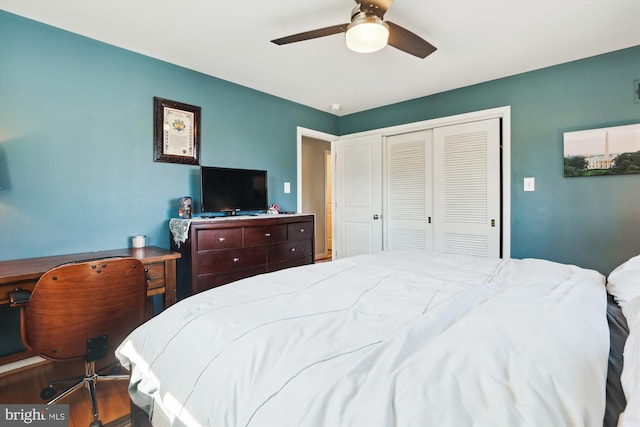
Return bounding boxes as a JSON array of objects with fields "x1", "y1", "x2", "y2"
[{"x1": 271, "y1": 0, "x2": 437, "y2": 59}]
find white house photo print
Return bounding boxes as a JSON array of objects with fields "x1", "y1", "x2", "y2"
[{"x1": 563, "y1": 123, "x2": 640, "y2": 177}]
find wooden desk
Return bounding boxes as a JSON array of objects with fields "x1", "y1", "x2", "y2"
[
  {"x1": 0, "y1": 246, "x2": 180, "y2": 307},
  {"x1": 0, "y1": 247, "x2": 180, "y2": 365}
]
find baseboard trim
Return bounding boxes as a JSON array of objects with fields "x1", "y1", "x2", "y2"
[{"x1": 0, "y1": 355, "x2": 47, "y2": 376}]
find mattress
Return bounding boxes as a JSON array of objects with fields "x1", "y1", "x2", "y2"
[{"x1": 116, "y1": 251, "x2": 609, "y2": 426}]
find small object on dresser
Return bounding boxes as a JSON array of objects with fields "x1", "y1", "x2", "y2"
[
  {"x1": 267, "y1": 203, "x2": 279, "y2": 215},
  {"x1": 132, "y1": 235, "x2": 146, "y2": 248},
  {"x1": 179, "y1": 196, "x2": 192, "y2": 219}
]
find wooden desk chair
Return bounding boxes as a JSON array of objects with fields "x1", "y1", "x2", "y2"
[{"x1": 10, "y1": 257, "x2": 148, "y2": 427}]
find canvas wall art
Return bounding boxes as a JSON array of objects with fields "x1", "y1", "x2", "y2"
[{"x1": 563, "y1": 123, "x2": 640, "y2": 177}]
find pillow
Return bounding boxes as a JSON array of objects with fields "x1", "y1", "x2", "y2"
[
  {"x1": 607, "y1": 255, "x2": 640, "y2": 310},
  {"x1": 607, "y1": 255, "x2": 640, "y2": 427}
]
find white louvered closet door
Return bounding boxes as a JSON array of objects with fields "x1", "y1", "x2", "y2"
[
  {"x1": 384, "y1": 131, "x2": 434, "y2": 250},
  {"x1": 433, "y1": 118, "x2": 501, "y2": 257}
]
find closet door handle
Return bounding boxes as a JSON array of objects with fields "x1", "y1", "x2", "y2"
[{"x1": 373, "y1": 214, "x2": 380, "y2": 220}]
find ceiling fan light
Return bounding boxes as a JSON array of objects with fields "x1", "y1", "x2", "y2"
[{"x1": 345, "y1": 17, "x2": 389, "y2": 53}]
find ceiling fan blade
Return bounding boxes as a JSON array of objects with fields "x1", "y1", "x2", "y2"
[
  {"x1": 271, "y1": 24, "x2": 349, "y2": 45},
  {"x1": 386, "y1": 21, "x2": 437, "y2": 59},
  {"x1": 359, "y1": 0, "x2": 394, "y2": 18}
]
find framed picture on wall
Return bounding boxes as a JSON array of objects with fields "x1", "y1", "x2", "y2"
[
  {"x1": 563, "y1": 123, "x2": 640, "y2": 177},
  {"x1": 153, "y1": 97, "x2": 201, "y2": 165}
]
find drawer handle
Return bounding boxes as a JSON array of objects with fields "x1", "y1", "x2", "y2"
[
  {"x1": 290, "y1": 248, "x2": 296, "y2": 252},
  {"x1": 218, "y1": 237, "x2": 226, "y2": 242},
  {"x1": 233, "y1": 257, "x2": 240, "y2": 262},
  {"x1": 9, "y1": 288, "x2": 32, "y2": 306},
  {"x1": 299, "y1": 228, "x2": 305, "y2": 233},
  {"x1": 265, "y1": 233, "x2": 271, "y2": 237}
]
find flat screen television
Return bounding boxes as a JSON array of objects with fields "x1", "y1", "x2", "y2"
[{"x1": 200, "y1": 166, "x2": 268, "y2": 214}]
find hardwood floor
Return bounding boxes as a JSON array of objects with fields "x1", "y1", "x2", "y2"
[
  {"x1": 316, "y1": 249, "x2": 332, "y2": 263},
  {"x1": 0, "y1": 358, "x2": 131, "y2": 427}
]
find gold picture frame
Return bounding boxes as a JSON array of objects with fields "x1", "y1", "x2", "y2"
[{"x1": 153, "y1": 97, "x2": 201, "y2": 165}]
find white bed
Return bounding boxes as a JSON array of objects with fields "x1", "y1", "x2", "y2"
[{"x1": 116, "y1": 251, "x2": 610, "y2": 427}]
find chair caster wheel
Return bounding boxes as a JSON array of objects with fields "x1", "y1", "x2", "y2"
[
  {"x1": 40, "y1": 386, "x2": 56, "y2": 400},
  {"x1": 89, "y1": 421, "x2": 103, "y2": 427}
]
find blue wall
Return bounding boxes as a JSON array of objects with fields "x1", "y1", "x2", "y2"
[
  {"x1": 0, "y1": 11, "x2": 338, "y2": 259},
  {"x1": 1, "y1": 11, "x2": 638, "y2": 276},
  {"x1": 340, "y1": 46, "x2": 640, "y2": 275}
]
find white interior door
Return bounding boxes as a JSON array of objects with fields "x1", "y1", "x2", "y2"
[
  {"x1": 433, "y1": 118, "x2": 501, "y2": 257},
  {"x1": 334, "y1": 134, "x2": 383, "y2": 259},
  {"x1": 384, "y1": 130, "x2": 434, "y2": 250}
]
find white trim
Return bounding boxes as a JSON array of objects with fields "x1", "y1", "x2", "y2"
[
  {"x1": 0, "y1": 356, "x2": 46, "y2": 376},
  {"x1": 502, "y1": 108, "x2": 512, "y2": 258},
  {"x1": 322, "y1": 149, "x2": 332, "y2": 260},
  {"x1": 342, "y1": 106, "x2": 511, "y2": 139}
]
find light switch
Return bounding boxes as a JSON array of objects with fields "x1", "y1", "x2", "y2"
[
  {"x1": 524, "y1": 177, "x2": 535, "y2": 192},
  {"x1": 284, "y1": 182, "x2": 291, "y2": 194}
]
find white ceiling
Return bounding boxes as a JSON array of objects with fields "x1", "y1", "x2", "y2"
[{"x1": 1, "y1": 0, "x2": 639, "y2": 116}]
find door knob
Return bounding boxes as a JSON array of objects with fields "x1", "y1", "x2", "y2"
[{"x1": 373, "y1": 214, "x2": 380, "y2": 220}]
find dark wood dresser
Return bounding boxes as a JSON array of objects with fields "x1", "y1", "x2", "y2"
[{"x1": 170, "y1": 214, "x2": 315, "y2": 298}]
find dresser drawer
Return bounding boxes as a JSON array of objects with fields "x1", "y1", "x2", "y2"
[
  {"x1": 196, "y1": 267, "x2": 266, "y2": 293},
  {"x1": 287, "y1": 221, "x2": 313, "y2": 241},
  {"x1": 197, "y1": 228, "x2": 243, "y2": 250},
  {"x1": 197, "y1": 247, "x2": 266, "y2": 275},
  {"x1": 268, "y1": 256, "x2": 313, "y2": 273},
  {"x1": 144, "y1": 262, "x2": 166, "y2": 290},
  {"x1": 244, "y1": 224, "x2": 287, "y2": 246},
  {"x1": 268, "y1": 239, "x2": 312, "y2": 264}
]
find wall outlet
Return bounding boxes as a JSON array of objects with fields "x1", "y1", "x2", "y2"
[
  {"x1": 524, "y1": 177, "x2": 535, "y2": 192},
  {"x1": 284, "y1": 182, "x2": 291, "y2": 194}
]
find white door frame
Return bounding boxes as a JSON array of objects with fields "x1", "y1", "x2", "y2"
[
  {"x1": 324, "y1": 149, "x2": 332, "y2": 256},
  {"x1": 297, "y1": 127, "x2": 338, "y2": 259},
  {"x1": 335, "y1": 106, "x2": 511, "y2": 258}
]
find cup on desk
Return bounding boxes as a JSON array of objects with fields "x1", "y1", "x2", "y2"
[{"x1": 132, "y1": 235, "x2": 146, "y2": 248}]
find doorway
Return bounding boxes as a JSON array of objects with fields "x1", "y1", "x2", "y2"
[{"x1": 297, "y1": 127, "x2": 337, "y2": 261}]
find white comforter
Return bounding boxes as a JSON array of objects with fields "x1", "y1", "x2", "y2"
[{"x1": 116, "y1": 251, "x2": 609, "y2": 427}]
